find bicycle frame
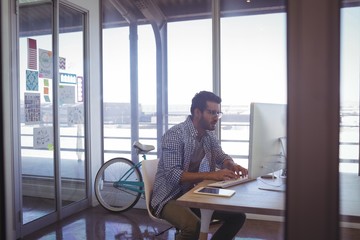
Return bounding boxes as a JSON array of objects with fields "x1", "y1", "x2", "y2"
[
  {"x1": 95, "y1": 144, "x2": 155, "y2": 212},
  {"x1": 113, "y1": 159, "x2": 145, "y2": 194}
]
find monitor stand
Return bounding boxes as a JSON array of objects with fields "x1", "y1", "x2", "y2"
[{"x1": 261, "y1": 174, "x2": 277, "y2": 179}]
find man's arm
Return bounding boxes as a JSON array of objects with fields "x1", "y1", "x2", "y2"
[{"x1": 180, "y1": 168, "x2": 239, "y2": 183}]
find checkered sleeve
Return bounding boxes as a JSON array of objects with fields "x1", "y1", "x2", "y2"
[{"x1": 151, "y1": 122, "x2": 190, "y2": 217}]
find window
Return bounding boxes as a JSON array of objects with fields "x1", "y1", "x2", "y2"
[
  {"x1": 221, "y1": 13, "x2": 287, "y2": 167},
  {"x1": 339, "y1": 6, "x2": 360, "y2": 237},
  {"x1": 340, "y1": 6, "x2": 360, "y2": 173},
  {"x1": 102, "y1": 24, "x2": 157, "y2": 160},
  {"x1": 102, "y1": 26, "x2": 131, "y2": 161},
  {"x1": 138, "y1": 25, "x2": 157, "y2": 147},
  {"x1": 167, "y1": 19, "x2": 213, "y2": 126}
]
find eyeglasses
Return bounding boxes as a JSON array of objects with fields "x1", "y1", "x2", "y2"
[{"x1": 204, "y1": 109, "x2": 223, "y2": 119}]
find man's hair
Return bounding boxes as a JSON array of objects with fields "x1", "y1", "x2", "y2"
[{"x1": 190, "y1": 91, "x2": 222, "y2": 115}]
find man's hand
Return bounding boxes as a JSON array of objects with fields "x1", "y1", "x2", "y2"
[
  {"x1": 230, "y1": 164, "x2": 248, "y2": 177},
  {"x1": 211, "y1": 169, "x2": 238, "y2": 181},
  {"x1": 223, "y1": 159, "x2": 248, "y2": 177},
  {"x1": 180, "y1": 160, "x2": 249, "y2": 183}
]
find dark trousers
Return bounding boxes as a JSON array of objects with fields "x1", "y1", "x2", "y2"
[{"x1": 160, "y1": 200, "x2": 246, "y2": 240}]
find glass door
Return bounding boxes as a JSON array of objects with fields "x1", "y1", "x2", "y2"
[
  {"x1": 19, "y1": 1, "x2": 56, "y2": 225},
  {"x1": 17, "y1": 0, "x2": 88, "y2": 236},
  {"x1": 58, "y1": 3, "x2": 86, "y2": 208}
]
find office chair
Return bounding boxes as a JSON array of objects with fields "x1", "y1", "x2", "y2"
[{"x1": 142, "y1": 159, "x2": 175, "y2": 236}]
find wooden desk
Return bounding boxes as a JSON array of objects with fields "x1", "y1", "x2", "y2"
[
  {"x1": 177, "y1": 173, "x2": 360, "y2": 239},
  {"x1": 177, "y1": 179, "x2": 285, "y2": 215},
  {"x1": 177, "y1": 179, "x2": 285, "y2": 239}
]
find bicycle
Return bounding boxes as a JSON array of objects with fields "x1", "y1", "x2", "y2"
[{"x1": 94, "y1": 141, "x2": 155, "y2": 212}]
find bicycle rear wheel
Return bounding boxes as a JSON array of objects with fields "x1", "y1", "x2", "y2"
[{"x1": 95, "y1": 157, "x2": 143, "y2": 212}]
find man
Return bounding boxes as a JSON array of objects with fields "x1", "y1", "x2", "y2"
[{"x1": 151, "y1": 91, "x2": 248, "y2": 240}]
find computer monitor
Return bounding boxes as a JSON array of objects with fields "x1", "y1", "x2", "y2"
[{"x1": 248, "y1": 102, "x2": 287, "y2": 179}]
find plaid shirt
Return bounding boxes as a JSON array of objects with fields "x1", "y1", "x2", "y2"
[{"x1": 150, "y1": 116, "x2": 232, "y2": 217}]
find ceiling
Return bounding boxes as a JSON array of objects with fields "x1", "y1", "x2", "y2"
[
  {"x1": 103, "y1": 0, "x2": 286, "y2": 28},
  {"x1": 19, "y1": 0, "x2": 286, "y2": 36},
  {"x1": 19, "y1": 0, "x2": 360, "y2": 36}
]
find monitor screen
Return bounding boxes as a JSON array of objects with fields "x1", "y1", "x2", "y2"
[{"x1": 248, "y1": 102, "x2": 287, "y2": 179}]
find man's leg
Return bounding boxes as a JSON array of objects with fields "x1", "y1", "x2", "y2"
[
  {"x1": 160, "y1": 200, "x2": 201, "y2": 240},
  {"x1": 210, "y1": 211, "x2": 246, "y2": 240}
]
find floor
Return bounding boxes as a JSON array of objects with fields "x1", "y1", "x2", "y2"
[
  {"x1": 22, "y1": 205, "x2": 360, "y2": 240},
  {"x1": 23, "y1": 205, "x2": 284, "y2": 240}
]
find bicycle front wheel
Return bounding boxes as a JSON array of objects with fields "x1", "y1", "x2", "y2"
[{"x1": 94, "y1": 157, "x2": 143, "y2": 212}]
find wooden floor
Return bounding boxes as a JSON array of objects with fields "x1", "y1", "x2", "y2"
[{"x1": 22, "y1": 205, "x2": 360, "y2": 240}]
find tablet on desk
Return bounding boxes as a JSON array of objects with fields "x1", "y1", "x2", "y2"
[{"x1": 194, "y1": 187, "x2": 235, "y2": 197}]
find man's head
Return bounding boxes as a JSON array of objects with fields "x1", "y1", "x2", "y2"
[
  {"x1": 190, "y1": 91, "x2": 223, "y2": 132},
  {"x1": 190, "y1": 91, "x2": 222, "y2": 114}
]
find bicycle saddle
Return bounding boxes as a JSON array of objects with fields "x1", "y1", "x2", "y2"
[{"x1": 133, "y1": 141, "x2": 155, "y2": 153}]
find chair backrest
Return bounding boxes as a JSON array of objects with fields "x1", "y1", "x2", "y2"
[
  {"x1": 142, "y1": 159, "x2": 171, "y2": 225},
  {"x1": 142, "y1": 159, "x2": 159, "y2": 209}
]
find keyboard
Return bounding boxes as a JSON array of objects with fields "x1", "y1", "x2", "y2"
[{"x1": 207, "y1": 176, "x2": 255, "y2": 188}]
